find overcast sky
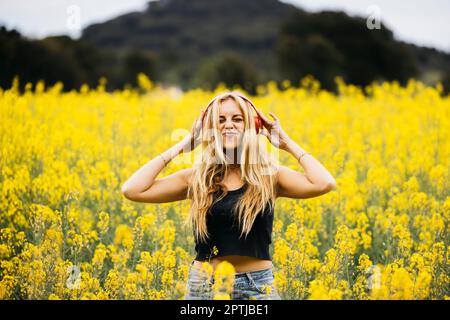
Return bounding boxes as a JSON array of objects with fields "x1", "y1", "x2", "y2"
[{"x1": 0, "y1": 0, "x2": 449, "y2": 53}]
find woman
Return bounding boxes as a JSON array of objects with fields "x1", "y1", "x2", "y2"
[{"x1": 121, "y1": 91, "x2": 337, "y2": 300}]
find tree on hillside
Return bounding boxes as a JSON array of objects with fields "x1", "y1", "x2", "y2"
[
  {"x1": 194, "y1": 51, "x2": 260, "y2": 94},
  {"x1": 276, "y1": 10, "x2": 418, "y2": 91}
]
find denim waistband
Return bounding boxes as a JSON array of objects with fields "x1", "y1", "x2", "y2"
[
  {"x1": 234, "y1": 267, "x2": 273, "y2": 277},
  {"x1": 190, "y1": 260, "x2": 274, "y2": 278}
]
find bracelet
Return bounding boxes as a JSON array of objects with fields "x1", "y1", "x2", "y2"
[
  {"x1": 297, "y1": 151, "x2": 310, "y2": 162},
  {"x1": 158, "y1": 154, "x2": 168, "y2": 166}
]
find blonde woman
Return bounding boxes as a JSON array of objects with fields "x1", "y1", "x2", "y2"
[{"x1": 121, "y1": 91, "x2": 337, "y2": 300}]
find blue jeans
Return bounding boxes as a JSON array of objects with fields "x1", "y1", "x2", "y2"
[{"x1": 184, "y1": 260, "x2": 282, "y2": 300}]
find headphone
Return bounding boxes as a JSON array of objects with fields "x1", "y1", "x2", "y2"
[{"x1": 201, "y1": 93, "x2": 263, "y2": 134}]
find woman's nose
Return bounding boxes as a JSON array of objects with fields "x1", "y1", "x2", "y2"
[{"x1": 224, "y1": 120, "x2": 235, "y2": 128}]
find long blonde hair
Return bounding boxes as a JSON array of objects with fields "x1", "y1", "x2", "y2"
[{"x1": 185, "y1": 91, "x2": 278, "y2": 244}]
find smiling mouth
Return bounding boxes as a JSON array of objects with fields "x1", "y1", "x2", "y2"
[{"x1": 223, "y1": 132, "x2": 238, "y2": 137}]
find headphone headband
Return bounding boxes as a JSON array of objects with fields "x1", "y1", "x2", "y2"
[{"x1": 201, "y1": 92, "x2": 262, "y2": 133}]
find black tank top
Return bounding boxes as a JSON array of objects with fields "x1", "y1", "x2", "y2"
[{"x1": 194, "y1": 183, "x2": 275, "y2": 261}]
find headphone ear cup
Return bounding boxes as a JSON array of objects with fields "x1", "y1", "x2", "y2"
[{"x1": 254, "y1": 116, "x2": 263, "y2": 134}]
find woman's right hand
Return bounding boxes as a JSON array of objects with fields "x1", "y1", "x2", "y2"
[{"x1": 183, "y1": 109, "x2": 204, "y2": 153}]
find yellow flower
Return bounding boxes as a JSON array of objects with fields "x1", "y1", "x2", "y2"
[
  {"x1": 114, "y1": 224, "x2": 134, "y2": 250},
  {"x1": 358, "y1": 253, "x2": 372, "y2": 272},
  {"x1": 137, "y1": 73, "x2": 153, "y2": 91},
  {"x1": 212, "y1": 261, "x2": 235, "y2": 298},
  {"x1": 214, "y1": 293, "x2": 231, "y2": 300},
  {"x1": 96, "y1": 211, "x2": 109, "y2": 235}
]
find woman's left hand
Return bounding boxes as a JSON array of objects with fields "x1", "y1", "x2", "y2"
[{"x1": 255, "y1": 109, "x2": 291, "y2": 151}]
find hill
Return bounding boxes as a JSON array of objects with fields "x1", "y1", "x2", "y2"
[{"x1": 1, "y1": 0, "x2": 449, "y2": 92}]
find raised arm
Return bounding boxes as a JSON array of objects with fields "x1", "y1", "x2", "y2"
[
  {"x1": 121, "y1": 109, "x2": 203, "y2": 203},
  {"x1": 254, "y1": 108, "x2": 337, "y2": 200},
  {"x1": 122, "y1": 166, "x2": 193, "y2": 203},
  {"x1": 276, "y1": 139, "x2": 337, "y2": 199}
]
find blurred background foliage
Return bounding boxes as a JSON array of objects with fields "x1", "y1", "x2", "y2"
[{"x1": 1, "y1": 0, "x2": 449, "y2": 94}]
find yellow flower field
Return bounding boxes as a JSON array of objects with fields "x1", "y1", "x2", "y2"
[{"x1": 0, "y1": 75, "x2": 449, "y2": 300}]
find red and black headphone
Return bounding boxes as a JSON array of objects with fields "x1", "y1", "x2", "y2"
[{"x1": 201, "y1": 92, "x2": 263, "y2": 134}]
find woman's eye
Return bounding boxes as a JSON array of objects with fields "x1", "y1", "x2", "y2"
[{"x1": 219, "y1": 118, "x2": 243, "y2": 122}]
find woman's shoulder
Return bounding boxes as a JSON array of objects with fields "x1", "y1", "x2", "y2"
[
  {"x1": 270, "y1": 164, "x2": 281, "y2": 197},
  {"x1": 179, "y1": 167, "x2": 194, "y2": 187},
  {"x1": 270, "y1": 164, "x2": 280, "y2": 184}
]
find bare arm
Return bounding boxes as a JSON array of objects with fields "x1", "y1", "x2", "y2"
[
  {"x1": 276, "y1": 139, "x2": 337, "y2": 199},
  {"x1": 121, "y1": 109, "x2": 204, "y2": 203},
  {"x1": 254, "y1": 109, "x2": 336, "y2": 199},
  {"x1": 121, "y1": 134, "x2": 194, "y2": 203},
  {"x1": 122, "y1": 167, "x2": 193, "y2": 203}
]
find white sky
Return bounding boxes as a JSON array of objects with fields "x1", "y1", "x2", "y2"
[{"x1": 0, "y1": 0, "x2": 449, "y2": 53}]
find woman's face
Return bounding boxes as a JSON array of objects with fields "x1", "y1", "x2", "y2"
[{"x1": 219, "y1": 98, "x2": 245, "y2": 150}]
